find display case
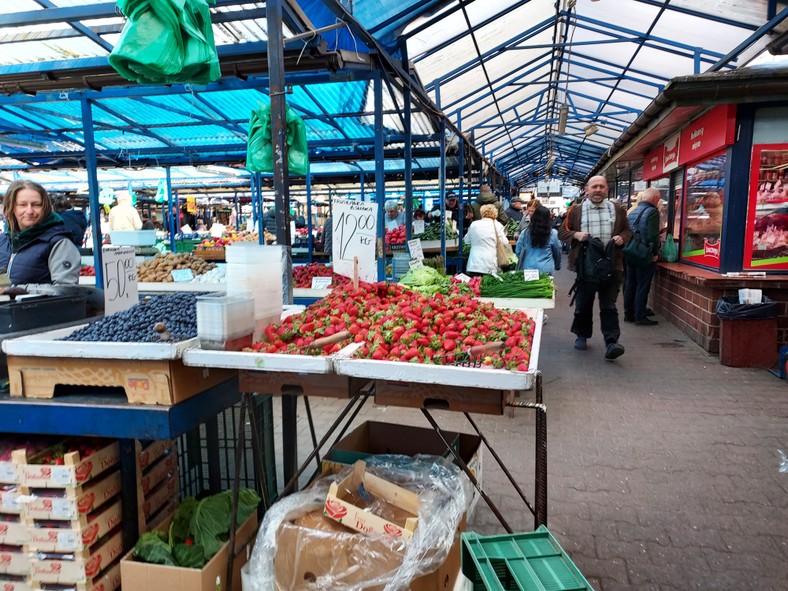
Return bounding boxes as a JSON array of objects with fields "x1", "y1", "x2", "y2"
[
  {"x1": 681, "y1": 151, "x2": 727, "y2": 268},
  {"x1": 744, "y1": 144, "x2": 788, "y2": 269}
]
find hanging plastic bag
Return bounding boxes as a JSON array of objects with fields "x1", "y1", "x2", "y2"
[
  {"x1": 660, "y1": 234, "x2": 678, "y2": 262},
  {"x1": 109, "y1": 0, "x2": 221, "y2": 85},
  {"x1": 246, "y1": 104, "x2": 309, "y2": 176}
]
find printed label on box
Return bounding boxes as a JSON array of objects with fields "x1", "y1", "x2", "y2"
[
  {"x1": 0, "y1": 463, "x2": 16, "y2": 483},
  {"x1": 52, "y1": 497, "x2": 76, "y2": 519},
  {"x1": 1, "y1": 491, "x2": 19, "y2": 512},
  {"x1": 56, "y1": 530, "x2": 79, "y2": 551},
  {"x1": 51, "y1": 466, "x2": 74, "y2": 486}
]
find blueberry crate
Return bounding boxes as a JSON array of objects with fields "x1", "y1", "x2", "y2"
[{"x1": 461, "y1": 526, "x2": 594, "y2": 591}]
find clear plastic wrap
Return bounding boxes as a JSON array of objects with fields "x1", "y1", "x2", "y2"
[{"x1": 244, "y1": 454, "x2": 470, "y2": 591}]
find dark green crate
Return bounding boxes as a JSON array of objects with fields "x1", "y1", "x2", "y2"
[{"x1": 461, "y1": 526, "x2": 594, "y2": 591}]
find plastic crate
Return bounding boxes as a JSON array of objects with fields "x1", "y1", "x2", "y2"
[
  {"x1": 461, "y1": 526, "x2": 594, "y2": 591},
  {"x1": 0, "y1": 294, "x2": 87, "y2": 334}
]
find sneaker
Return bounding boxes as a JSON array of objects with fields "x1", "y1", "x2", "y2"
[
  {"x1": 635, "y1": 318, "x2": 659, "y2": 326},
  {"x1": 604, "y1": 342, "x2": 625, "y2": 361},
  {"x1": 574, "y1": 337, "x2": 588, "y2": 350},
  {"x1": 624, "y1": 314, "x2": 634, "y2": 323}
]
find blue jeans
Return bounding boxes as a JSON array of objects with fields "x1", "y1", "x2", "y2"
[
  {"x1": 623, "y1": 261, "x2": 656, "y2": 321},
  {"x1": 571, "y1": 272, "x2": 623, "y2": 345}
]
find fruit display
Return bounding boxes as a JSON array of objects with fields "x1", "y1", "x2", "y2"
[
  {"x1": 248, "y1": 282, "x2": 535, "y2": 371},
  {"x1": 136, "y1": 253, "x2": 216, "y2": 283},
  {"x1": 384, "y1": 225, "x2": 407, "y2": 245},
  {"x1": 61, "y1": 293, "x2": 199, "y2": 343},
  {"x1": 80, "y1": 265, "x2": 96, "y2": 277},
  {"x1": 414, "y1": 222, "x2": 458, "y2": 240},
  {"x1": 31, "y1": 439, "x2": 105, "y2": 466},
  {"x1": 195, "y1": 230, "x2": 260, "y2": 249},
  {"x1": 479, "y1": 272, "x2": 554, "y2": 298},
  {"x1": 292, "y1": 263, "x2": 351, "y2": 289}
]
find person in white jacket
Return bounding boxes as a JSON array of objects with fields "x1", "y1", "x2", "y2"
[
  {"x1": 466, "y1": 203, "x2": 509, "y2": 276},
  {"x1": 108, "y1": 191, "x2": 142, "y2": 231}
]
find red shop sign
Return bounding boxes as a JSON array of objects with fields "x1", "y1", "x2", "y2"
[
  {"x1": 679, "y1": 104, "x2": 736, "y2": 165},
  {"x1": 642, "y1": 145, "x2": 664, "y2": 181}
]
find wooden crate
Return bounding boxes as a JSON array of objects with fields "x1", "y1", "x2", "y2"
[
  {"x1": 239, "y1": 370, "x2": 368, "y2": 399},
  {"x1": 136, "y1": 440, "x2": 172, "y2": 473},
  {"x1": 193, "y1": 248, "x2": 226, "y2": 261},
  {"x1": 7, "y1": 357, "x2": 234, "y2": 405},
  {"x1": 0, "y1": 578, "x2": 32, "y2": 591},
  {"x1": 0, "y1": 547, "x2": 29, "y2": 577},
  {"x1": 374, "y1": 381, "x2": 513, "y2": 415},
  {"x1": 25, "y1": 499, "x2": 122, "y2": 552},
  {"x1": 32, "y1": 560, "x2": 120, "y2": 591},
  {"x1": 0, "y1": 516, "x2": 28, "y2": 546},
  {"x1": 30, "y1": 530, "x2": 123, "y2": 584},
  {"x1": 14, "y1": 442, "x2": 120, "y2": 489},
  {"x1": 1, "y1": 486, "x2": 22, "y2": 515},
  {"x1": 22, "y1": 470, "x2": 121, "y2": 521},
  {"x1": 138, "y1": 477, "x2": 178, "y2": 533}
]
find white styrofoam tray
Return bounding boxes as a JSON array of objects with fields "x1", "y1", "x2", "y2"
[
  {"x1": 477, "y1": 293, "x2": 555, "y2": 310},
  {"x1": 293, "y1": 288, "x2": 331, "y2": 299},
  {"x1": 0, "y1": 324, "x2": 198, "y2": 360},
  {"x1": 333, "y1": 309, "x2": 543, "y2": 390},
  {"x1": 183, "y1": 348, "x2": 333, "y2": 374}
]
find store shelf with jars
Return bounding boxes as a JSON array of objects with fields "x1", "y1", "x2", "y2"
[{"x1": 681, "y1": 152, "x2": 727, "y2": 268}]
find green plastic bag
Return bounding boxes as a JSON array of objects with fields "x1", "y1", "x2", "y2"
[
  {"x1": 246, "y1": 104, "x2": 309, "y2": 176},
  {"x1": 109, "y1": 0, "x2": 220, "y2": 85},
  {"x1": 660, "y1": 234, "x2": 678, "y2": 262}
]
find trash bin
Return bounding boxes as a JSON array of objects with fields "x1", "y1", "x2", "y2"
[{"x1": 716, "y1": 296, "x2": 779, "y2": 368}]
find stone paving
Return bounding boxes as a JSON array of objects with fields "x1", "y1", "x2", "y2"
[{"x1": 270, "y1": 265, "x2": 788, "y2": 590}]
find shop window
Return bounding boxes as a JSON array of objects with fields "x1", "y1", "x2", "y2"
[
  {"x1": 744, "y1": 145, "x2": 788, "y2": 269},
  {"x1": 681, "y1": 152, "x2": 726, "y2": 268},
  {"x1": 671, "y1": 171, "x2": 683, "y2": 241},
  {"x1": 648, "y1": 177, "x2": 670, "y2": 232}
]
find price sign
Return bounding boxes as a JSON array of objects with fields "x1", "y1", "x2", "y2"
[
  {"x1": 311, "y1": 277, "x2": 332, "y2": 289},
  {"x1": 332, "y1": 199, "x2": 377, "y2": 283},
  {"x1": 409, "y1": 258, "x2": 424, "y2": 270},
  {"x1": 102, "y1": 246, "x2": 138, "y2": 315},
  {"x1": 412, "y1": 220, "x2": 425, "y2": 235},
  {"x1": 170, "y1": 269, "x2": 194, "y2": 282},
  {"x1": 454, "y1": 273, "x2": 471, "y2": 283},
  {"x1": 407, "y1": 239, "x2": 424, "y2": 261},
  {"x1": 523, "y1": 269, "x2": 540, "y2": 281}
]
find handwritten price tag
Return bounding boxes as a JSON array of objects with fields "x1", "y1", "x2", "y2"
[
  {"x1": 409, "y1": 258, "x2": 424, "y2": 269},
  {"x1": 454, "y1": 273, "x2": 471, "y2": 283},
  {"x1": 523, "y1": 269, "x2": 540, "y2": 281},
  {"x1": 310, "y1": 277, "x2": 332, "y2": 289},
  {"x1": 407, "y1": 239, "x2": 424, "y2": 261},
  {"x1": 102, "y1": 246, "x2": 138, "y2": 315},
  {"x1": 332, "y1": 199, "x2": 378, "y2": 283},
  {"x1": 412, "y1": 220, "x2": 425, "y2": 235},
  {"x1": 170, "y1": 268, "x2": 194, "y2": 282}
]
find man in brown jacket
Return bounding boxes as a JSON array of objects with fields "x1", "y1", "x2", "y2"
[{"x1": 558, "y1": 176, "x2": 632, "y2": 361}]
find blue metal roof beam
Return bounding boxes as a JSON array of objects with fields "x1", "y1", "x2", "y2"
[
  {"x1": 708, "y1": 6, "x2": 788, "y2": 71},
  {"x1": 632, "y1": 0, "x2": 760, "y2": 31},
  {"x1": 32, "y1": 0, "x2": 113, "y2": 52},
  {"x1": 507, "y1": 71, "x2": 658, "y2": 102},
  {"x1": 0, "y1": 106, "x2": 88, "y2": 147},
  {"x1": 90, "y1": 102, "x2": 178, "y2": 149}
]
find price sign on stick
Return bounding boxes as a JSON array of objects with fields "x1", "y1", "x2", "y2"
[
  {"x1": 407, "y1": 239, "x2": 424, "y2": 261},
  {"x1": 523, "y1": 269, "x2": 540, "y2": 282},
  {"x1": 412, "y1": 220, "x2": 425, "y2": 235},
  {"x1": 332, "y1": 199, "x2": 377, "y2": 283},
  {"x1": 102, "y1": 246, "x2": 138, "y2": 315}
]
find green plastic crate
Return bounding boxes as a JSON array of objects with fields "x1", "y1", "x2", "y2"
[{"x1": 461, "y1": 526, "x2": 594, "y2": 591}]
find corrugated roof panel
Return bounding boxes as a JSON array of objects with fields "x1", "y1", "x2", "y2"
[
  {"x1": 98, "y1": 97, "x2": 204, "y2": 126},
  {"x1": 152, "y1": 124, "x2": 243, "y2": 147},
  {"x1": 5, "y1": 103, "x2": 83, "y2": 130},
  {"x1": 87, "y1": 130, "x2": 168, "y2": 151}
]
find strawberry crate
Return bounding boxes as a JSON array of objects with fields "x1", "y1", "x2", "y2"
[
  {"x1": 30, "y1": 529, "x2": 123, "y2": 585},
  {"x1": 1, "y1": 487, "x2": 22, "y2": 516},
  {"x1": 0, "y1": 437, "x2": 63, "y2": 485},
  {"x1": 0, "y1": 546, "x2": 29, "y2": 577},
  {"x1": 137, "y1": 453, "x2": 176, "y2": 499},
  {"x1": 14, "y1": 440, "x2": 119, "y2": 489},
  {"x1": 0, "y1": 576, "x2": 32, "y2": 591},
  {"x1": 22, "y1": 471, "x2": 122, "y2": 521},
  {"x1": 138, "y1": 478, "x2": 178, "y2": 534},
  {"x1": 0, "y1": 514, "x2": 28, "y2": 546},
  {"x1": 25, "y1": 499, "x2": 122, "y2": 553},
  {"x1": 32, "y1": 560, "x2": 120, "y2": 591},
  {"x1": 136, "y1": 440, "x2": 172, "y2": 473},
  {"x1": 461, "y1": 526, "x2": 593, "y2": 591}
]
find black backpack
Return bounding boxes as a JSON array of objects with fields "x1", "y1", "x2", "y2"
[{"x1": 569, "y1": 237, "x2": 615, "y2": 305}]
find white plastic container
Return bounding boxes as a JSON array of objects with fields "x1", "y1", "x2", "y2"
[
  {"x1": 225, "y1": 244, "x2": 284, "y2": 340},
  {"x1": 109, "y1": 230, "x2": 157, "y2": 246},
  {"x1": 196, "y1": 294, "x2": 255, "y2": 350}
]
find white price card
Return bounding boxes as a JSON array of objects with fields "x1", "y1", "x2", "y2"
[
  {"x1": 523, "y1": 269, "x2": 540, "y2": 281},
  {"x1": 102, "y1": 246, "x2": 138, "y2": 315},
  {"x1": 57, "y1": 531, "x2": 79, "y2": 551},
  {"x1": 0, "y1": 462, "x2": 16, "y2": 483},
  {"x1": 332, "y1": 199, "x2": 378, "y2": 283},
  {"x1": 409, "y1": 258, "x2": 424, "y2": 270},
  {"x1": 51, "y1": 498, "x2": 76, "y2": 520},
  {"x1": 51, "y1": 466, "x2": 75, "y2": 486},
  {"x1": 412, "y1": 220, "x2": 425, "y2": 235},
  {"x1": 454, "y1": 273, "x2": 471, "y2": 283},
  {"x1": 310, "y1": 276, "x2": 332, "y2": 289},
  {"x1": 1, "y1": 491, "x2": 19, "y2": 511},
  {"x1": 407, "y1": 239, "x2": 424, "y2": 261},
  {"x1": 170, "y1": 268, "x2": 194, "y2": 282}
]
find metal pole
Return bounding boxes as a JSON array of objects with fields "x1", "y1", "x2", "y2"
[
  {"x1": 437, "y1": 84, "x2": 447, "y2": 266},
  {"x1": 166, "y1": 168, "x2": 175, "y2": 252},
  {"x1": 374, "y1": 70, "x2": 385, "y2": 281},
  {"x1": 306, "y1": 167, "x2": 313, "y2": 263},
  {"x1": 534, "y1": 371, "x2": 548, "y2": 527},
  {"x1": 402, "y1": 40, "x2": 413, "y2": 242},
  {"x1": 80, "y1": 98, "x2": 103, "y2": 290}
]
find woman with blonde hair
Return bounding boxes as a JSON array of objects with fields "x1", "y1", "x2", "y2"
[{"x1": 465, "y1": 203, "x2": 509, "y2": 276}]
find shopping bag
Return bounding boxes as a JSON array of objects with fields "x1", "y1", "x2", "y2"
[
  {"x1": 246, "y1": 105, "x2": 310, "y2": 175},
  {"x1": 660, "y1": 234, "x2": 678, "y2": 262},
  {"x1": 623, "y1": 231, "x2": 652, "y2": 267}
]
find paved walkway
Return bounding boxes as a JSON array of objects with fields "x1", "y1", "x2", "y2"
[{"x1": 275, "y1": 265, "x2": 788, "y2": 591}]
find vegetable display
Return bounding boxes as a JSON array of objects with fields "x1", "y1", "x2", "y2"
[
  {"x1": 414, "y1": 222, "x2": 458, "y2": 240},
  {"x1": 133, "y1": 489, "x2": 260, "y2": 568},
  {"x1": 292, "y1": 263, "x2": 351, "y2": 289},
  {"x1": 136, "y1": 253, "x2": 216, "y2": 283},
  {"x1": 61, "y1": 293, "x2": 200, "y2": 342},
  {"x1": 249, "y1": 282, "x2": 535, "y2": 371},
  {"x1": 504, "y1": 219, "x2": 520, "y2": 238},
  {"x1": 479, "y1": 272, "x2": 554, "y2": 299},
  {"x1": 384, "y1": 226, "x2": 407, "y2": 245}
]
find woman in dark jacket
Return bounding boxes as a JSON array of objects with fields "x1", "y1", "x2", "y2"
[
  {"x1": 53, "y1": 197, "x2": 88, "y2": 247},
  {"x1": 2, "y1": 180, "x2": 81, "y2": 287}
]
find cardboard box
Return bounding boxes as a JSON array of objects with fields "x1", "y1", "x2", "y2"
[
  {"x1": 0, "y1": 578, "x2": 32, "y2": 591},
  {"x1": 120, "y1": 513, "x2": 257, "y2": 591},
  {"x1": 7, "y1": 357, "x2": 233, "y2": 406},
  {"x1": 0, "y1": 548, "x2": 29, "y2": 576},
  {"x1": 23, "y1": 470, "x2": 122, "y2": 520},
  {"x1": 0, "y1": 517, "x2": 28, "y2": 545},
  {"x1": 1, "y1": 487, "x2": 22, "y2": 514},
  {"x1": 14, "y1": 441, "x2": 120, "y2": 489},
  {"x1": 324, "y1": 461, "x2": 419, "y2": 542},
  {"x1": 136, "y1": 440, "x2": 173, "y2": 472},
  {"x1": 274, "y1": 510, "x2": 460, "y2": 591},
  {"x1": 27, "y1": 499, "x2": 123, "y2": 552},
  {"x1": 138, "y1": 452, "x2": 176, "y2": 497},
  {"x1": 375, "y1": 380, "x2": 512, "y2": 415},
  {"x1": 30, "y1": 530, "x2": 124, "y2": 584}
]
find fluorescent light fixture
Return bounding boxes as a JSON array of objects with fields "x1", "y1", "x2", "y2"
[
  {"x1": 583, "y1": 123, "x2": 599, "y2": 136},
  {"x1": 0, "y1": 135, "x2": 48, "y2": 150},
  {"x1": 557, "y1": 103, "x2": 569, "y2": 135}
]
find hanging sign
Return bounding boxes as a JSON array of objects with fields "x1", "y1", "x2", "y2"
[
  {"x1": 642, "y1": 145, "x2": 665, "y2": 181},
  {"x1": 102, "y1": 246, "x2": 138, "y2": 315},
  {"x1": 332, "y1": 199, "x2": 378, "y2": 283},
  {"x1": 679, "y1": 104, "x2": 736, "y2": 165},
  {"x1": 663, "y1": 133, "x2": 680, "y2": 172}
]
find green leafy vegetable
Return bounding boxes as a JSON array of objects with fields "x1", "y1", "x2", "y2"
[
  {"x1": 398, "y1": 266, "x2": 444, "y2": 287},
  {"x1": 237, "y1": 489, "x2": 261, "y2": 525},
  {"x1": 191, "y1": 492, "x2": 233, "y2": 561},
  {"x1": 134, "y1": 531, "x2": 176, "y2": 566},
  {"x1": 480, "y1": 271, "x2": 554, "y2": 298},
  {"x1": 173, "y1": 543, "x2": 206, "y2": 568},
  {"x1": 169, "y1": 497, "x2": 198, "y2": 546}
]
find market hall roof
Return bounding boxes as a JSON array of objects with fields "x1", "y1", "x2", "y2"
[{"x1": 0, "y1": 0, "x2": 786, "y2": 189}]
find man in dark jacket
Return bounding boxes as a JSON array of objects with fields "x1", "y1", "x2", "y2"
[
  {"x1": 470, "y1": 185, "x2": 509, "y2": 225},
  {"x1": 504, "y1": 195, "x2": 526, "y2": 223},
  {"x1": 558, "y1": 175, "x2": 632, "y2": 361},
  {"x1": 53, "y1": 197, "x2": 88, "y2": 247},
  {"x1": 623, "y1": 188, "x2": 661, "y2": 326}
]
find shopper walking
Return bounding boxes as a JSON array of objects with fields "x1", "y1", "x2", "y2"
[
  {"x1": 515, "y1": 206, "x2": 562, "y2": 275},
  {"x1": 558, "y1": 175, "x2": 632, "y2": 361},
  {"x1": 623, "y1": 187, "x2": 661, "y2": 325},
  {"x1": 466, "y1": 204, "x2": 509, "y2": 276}
]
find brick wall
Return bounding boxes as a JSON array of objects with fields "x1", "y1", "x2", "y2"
[{"x1": 652, "y1": 264, "x2": 788, "y2": 354}]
